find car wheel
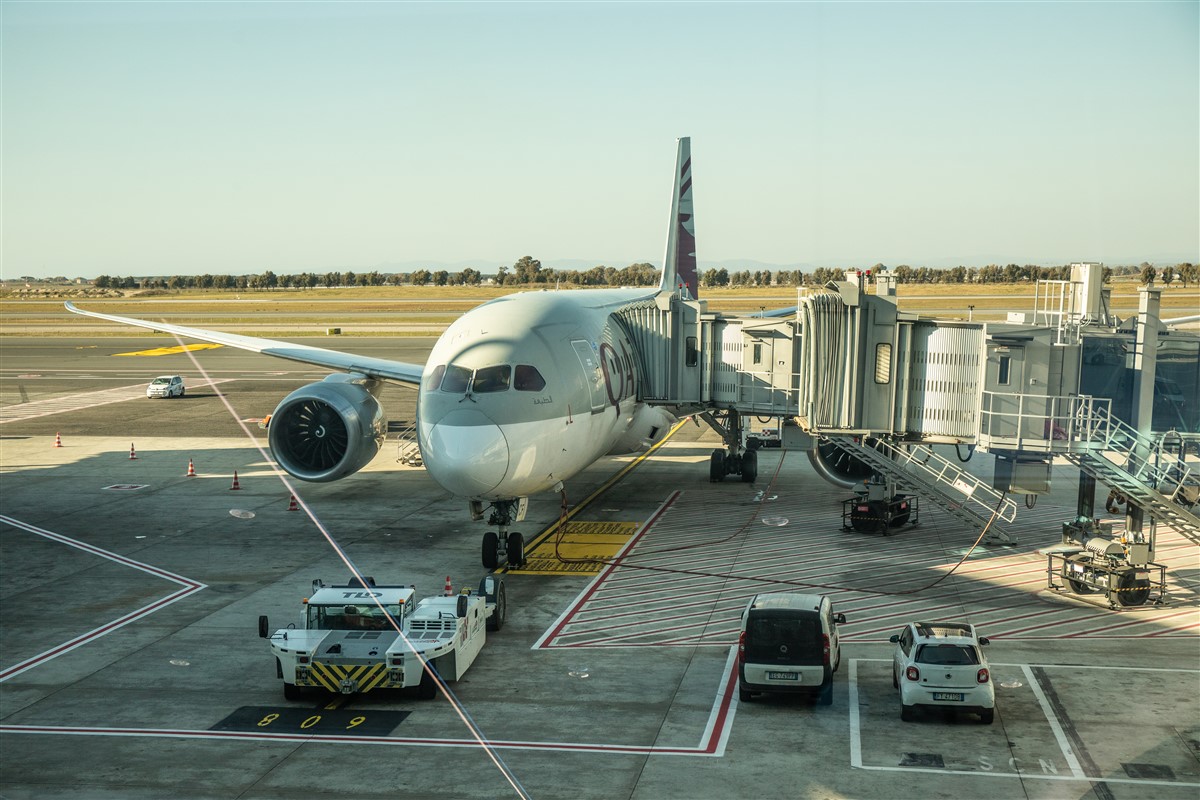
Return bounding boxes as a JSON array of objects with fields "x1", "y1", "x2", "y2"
[
  {"x1": 738, "y1": 685, "x2": 753, "y2": 703},
  {"x1": 817, "y1": 681, "x2": 833, "y2": 706},
  {"x1": 892, "y1": 667, "x2": 898, "y2": 689},
  {"x1": 900, "y1": 703, "x2": 915, "y2": 722},
  {"x1": 417, "y1": 667, "x2": 438, "y2": 700},
  {"x1": 179, "y1": 387, "x2": 185, "y2": 397},
  {"x1": 980, "y1": 708, "x2": 994, "y2": 725}
]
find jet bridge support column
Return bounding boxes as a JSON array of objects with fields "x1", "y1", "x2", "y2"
[{"x1": 1127, "y1": 284, "x2": 1163, "y2": 548}]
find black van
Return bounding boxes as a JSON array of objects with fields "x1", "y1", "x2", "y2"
[{"x1": 738, "y1": 593, "x2": 846, "y2": 705}]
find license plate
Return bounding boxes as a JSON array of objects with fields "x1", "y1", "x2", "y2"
[
  {"x1": 767, "y1": 671, "x2": 799, "y2": 681},
  {"x1": 933, "y1": 692, "x2": 964, "y2": 701}
]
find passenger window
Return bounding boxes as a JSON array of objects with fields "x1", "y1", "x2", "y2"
[
  {"x1": 515, "y1": 364, "x2": 546, "y2": 392},
  {"x1": 473, "y1": 365, "x2": 511, "y2": 393},
  {"x1": 439, "y1": 365, "x2": 471, "y2": 393}
]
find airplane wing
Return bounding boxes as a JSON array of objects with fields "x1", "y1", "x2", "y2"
[{"x1": 65, "y1": 302, "x2": 424, "y2": 387}]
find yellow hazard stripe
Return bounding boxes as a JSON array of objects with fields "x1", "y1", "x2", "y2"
[{"x1": 309, "y1": 662, "x2": 389, "y2": 693}]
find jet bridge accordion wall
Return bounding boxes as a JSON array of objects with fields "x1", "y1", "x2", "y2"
[
  {"x1": 903, "y1": 322, "x2": 983, "y2": 439},
  {"x1": 796, "y1": 292, "x2": 983, "y2": 440}
]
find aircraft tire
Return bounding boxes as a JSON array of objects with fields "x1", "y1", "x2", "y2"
[
  {"x1": 482, "y1": 531, "x2": 499, "y2": 570},
  {"x1": 507, "y1": 531, "x2": 525, "y2": 568},
  {"x1": 740, "y1": 449, "x2": 758, "y2": 483},
  {"x1": 709, "y1": 450, "x2": 726, "y2": 482}
]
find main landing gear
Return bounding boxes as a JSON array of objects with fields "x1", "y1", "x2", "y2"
[
  {"x1": 474, "y1": 498, "x2": 528, "y2": 570},
  {"x1": 698, "y1": 410, "x2": 758, "y2": 483}
]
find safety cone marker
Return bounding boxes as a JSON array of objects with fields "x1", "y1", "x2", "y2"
[
  {"x1": 54, "y1": 432, "x2": 63, "y2": 448},
  {"x1": 287, "y1": 494, "x2": 299, "y2": 511},
  {"x1": 444, "y1": 576, "x2": 453, "y2": 596},
  {"x1": 230, "y1": 470, "x2": 241, "y2": 490},
  {"x1": 129, "y1": 443, "x2": 138, "y2": 460},
  {"x1": 186, "y1": 459, "x2": 196, "y2": 477}
]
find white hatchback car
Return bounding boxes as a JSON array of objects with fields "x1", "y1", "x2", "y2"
[
  {"x1": 146, "y1": 375, "x2": 185, "y2": 399},
  {"x1": 890, "y1": 621, "x2": 994, "y2": 724}
]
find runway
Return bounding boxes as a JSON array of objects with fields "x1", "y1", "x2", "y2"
[{"x1": 1, "y1": 336, "x2": 1198, "y2": 799}]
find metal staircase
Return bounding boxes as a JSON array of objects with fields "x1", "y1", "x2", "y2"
[
  {"x1": 1063, "y1": 402, "x2": 1200, "y2": 544},
  {"x1": 824, "y1": 436, "x2": 1020, "y2": 545},
  {"x1": 388, "y1": 420, "x2": 422, "y2": 467}
]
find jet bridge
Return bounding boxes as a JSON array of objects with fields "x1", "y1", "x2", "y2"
[{"x1": 622, "y1": 264, "x2": 1199, "y2": 585}]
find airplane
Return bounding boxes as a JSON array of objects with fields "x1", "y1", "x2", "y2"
[{"x1": 66, "y1": 138, "x2": 708, "y2": 569}]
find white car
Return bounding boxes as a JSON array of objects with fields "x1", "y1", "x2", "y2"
[
  {"x1": 146, "y1": 375, "x2": 185, "y2": 399},
  {"x1": 890, "y1": 621, "x2": 994, "y2": 724}
]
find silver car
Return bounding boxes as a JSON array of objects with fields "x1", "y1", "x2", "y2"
[{"x1": 146, "y1": 375, "x2": 185, "y2": 399}]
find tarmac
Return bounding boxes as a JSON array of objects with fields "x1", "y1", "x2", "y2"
[{"x1": 1, "y1": 336, "x2": 1198, "y2": 799}]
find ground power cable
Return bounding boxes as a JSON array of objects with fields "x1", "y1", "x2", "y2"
[
  {"x1": 168, "y1": 332, "x2": 530, "y2": 799},
  {"x1": 550, "y1": 433, "x2": 1008, "y2": 599}
]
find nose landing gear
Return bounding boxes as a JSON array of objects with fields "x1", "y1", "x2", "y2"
[{"x1": 479, "y1": 498, "x2": 528, "y2": 570}]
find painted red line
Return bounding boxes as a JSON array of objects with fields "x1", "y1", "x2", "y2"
[
  {"x1": 538, "y1": 492, "x2": 679, "y2": 647},
  {"x1": 0, "y1": 725, "x2": 712, "y2": 755},
  {"x1": 1067, "y1": 608, "x2": 1200, "y2": 638}
]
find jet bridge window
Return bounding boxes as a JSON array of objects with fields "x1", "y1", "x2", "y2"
[
  {"x1": 514, "y1": 364, "x2": 546, "y2": 392},
  {"x1": 472, "y1": 365, "x2": 511, "y2": 393}
]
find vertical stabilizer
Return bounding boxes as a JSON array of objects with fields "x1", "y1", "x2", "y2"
[{"x1": 660, "y1": 137, "x2": 698, "y2": 299}]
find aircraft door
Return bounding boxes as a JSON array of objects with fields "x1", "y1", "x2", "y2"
[
  {"x1": 572, "y1": 340, "x2": 607, "y2": 413},
  {"x1": 984, "y1": 343, "x2": 1030, "y2": 440}
]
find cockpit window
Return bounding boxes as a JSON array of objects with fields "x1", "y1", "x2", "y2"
[
  {"x1": 514, "y1": 365, "x2": 546, "y2": 392},
  {"x1": 427, "y1": 365, "x2": 446, "y2": 389},
  {"x1": 439, "y1": 365, "x2": 472, "y2": 393},
  {"x1": 473, "y1": 365, "x2": 511, "y2": 393}
]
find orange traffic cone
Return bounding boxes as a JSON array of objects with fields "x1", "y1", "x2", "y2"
[
  {"x1": 230, "y1": 470, "x2": 241, "y2": 490},
  {"x1": 287, "y1": 494, "x2": 299, "y2": 511},
  {"x1": 444, "y1": 576, "x2": 453, "y2": 596},
  {"x1": 54, "y1": 432, "x2": 63, "y2": 448},
  {"x1": 186, "y1": 459, "x2": 196, "y2": 477},
  {"x1": 129, "y1": 443, "x2": 138, "y2": 460}
]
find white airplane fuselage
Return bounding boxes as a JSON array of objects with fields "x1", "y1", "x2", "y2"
[{"x1": 418, "y1": 288, "x2": 665, "y2": 501}]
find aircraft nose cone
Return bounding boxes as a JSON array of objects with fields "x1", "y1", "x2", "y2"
[{"x1": 422, "y1": 408, "x2": 509, "y2": 496}]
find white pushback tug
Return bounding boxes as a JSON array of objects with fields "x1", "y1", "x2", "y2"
[{"x1": 258, "y1": 574, "x2": 506, "y2": 700}]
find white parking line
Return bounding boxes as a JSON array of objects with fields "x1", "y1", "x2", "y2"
[
  {"x1": 848, "y1": 658, "x2": 1200, "y2": 786},
  {"x1": 1022, "y1": 663, "x2": 1086, "y2": 778},
  {"x1": 0, "y1": 515, "x2": 207, "y2": 681}
]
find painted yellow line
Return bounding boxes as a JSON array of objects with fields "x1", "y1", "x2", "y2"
[
  {"x1": 323, "y1": 695, "x2": 348, "y2": 711},
  {"x1": 113, "y1": 344, "x2": 225, "y2": 357},
  {"x1": 506, "y1": 417, "x2": 692, "y2": 575},
  {"x1": 508, "y1": 521, "x2": 640, "y2": 575}
]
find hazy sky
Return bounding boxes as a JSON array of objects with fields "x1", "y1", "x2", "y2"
[{"x1": 3, "y1": 1, "x2": 1197, "y2": 279}]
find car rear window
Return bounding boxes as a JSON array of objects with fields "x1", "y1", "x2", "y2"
[
  {"x1": 745, "y1": 613, "x2": 822, "y2": 663},
  {"x1": 915, "y1": 644, "x2": 979, "y2": 665}
]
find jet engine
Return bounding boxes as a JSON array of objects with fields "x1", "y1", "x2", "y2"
[
  {"x1": 608, "y1": 405, "x2": 678, "y2": 455},
  {"x1": 808, "y1": 437, "x2": 875, "y2": 489},
  {"x1": 268, "y1": 374, "x2": 386, "y2": 482}
]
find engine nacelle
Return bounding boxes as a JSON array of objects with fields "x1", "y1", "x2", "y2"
[
  {"x1": 608, "y1": 405, "x2": 677, "y2": 455},
  {"x1": 268, "y1": 374, "x2": 386, "y2": 482},
  {"x1": 808, "y1": 437, "x2": 875, "y2": 490}
]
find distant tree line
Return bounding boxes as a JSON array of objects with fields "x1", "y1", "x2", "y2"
[{"x1": 84, "y1": 260, "x2": 1197, "y2": 292}]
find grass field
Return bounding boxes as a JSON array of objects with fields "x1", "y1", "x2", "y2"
[{"x1": 2, "y1": 279, "x2": 1196, "y2": 336}]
